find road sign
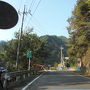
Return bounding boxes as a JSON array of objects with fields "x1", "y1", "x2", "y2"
[{"x1": 27, "y1": 51, "x2": 32, "y2": 58}]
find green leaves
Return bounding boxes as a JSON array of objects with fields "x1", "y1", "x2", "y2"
[
  {"x1": 0, "y1": 29, "x2": 48, "y2": 70},
  {"x1": 67, "y1": 0, "x2": 90, "y2": 73}
]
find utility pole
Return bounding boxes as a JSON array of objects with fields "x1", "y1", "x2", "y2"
[
  {"x1": 60, "y1": 46, "x2": 64, "y2": 66},
  {"x1": 28, "y1": 58, "x2": 31, "y2": 70},
  {"x1": 16, "y1": 5, "x2": 31, "y2": 69}
]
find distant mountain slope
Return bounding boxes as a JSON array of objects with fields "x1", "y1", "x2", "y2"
[
  {"x1": 0, "y1": 36, "x2": 69, "y2": 66},
  {"x1": 40, "y1": 35, "x2": 69, "y2": 66}
]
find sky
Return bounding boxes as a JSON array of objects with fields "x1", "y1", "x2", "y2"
[{"x1": 0, "y1": 0, "x2": 77, "y2": 41}]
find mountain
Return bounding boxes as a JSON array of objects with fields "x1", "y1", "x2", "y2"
[
  {"x1": 40, "y1": 35, "x2": 69, "y2": 66},
  {"x1": 0, "y1": 36, "x2": 69, "y2": 66}
]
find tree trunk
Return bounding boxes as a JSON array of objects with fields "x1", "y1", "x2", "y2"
[{"x1": 81, "y1": 47, "x2": 90, "y2": 75}]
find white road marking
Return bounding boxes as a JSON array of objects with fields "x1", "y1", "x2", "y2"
[
  {"x1": 22, "y1": 71, "x2": 90, "y2": 90},
  {"x1": 22, "y1": 73, "x2": 44, "y2": 90},
  {"x1": 78, "y1": 74, "x2": 90, "y2": 80}
]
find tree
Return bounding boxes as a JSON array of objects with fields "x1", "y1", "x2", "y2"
[
  {"x1": 1, "y1": 28, "x2": 48, "y2": 70},
  {"x1": 67, "y1": 0, "x2": 90, "y2": 74}
]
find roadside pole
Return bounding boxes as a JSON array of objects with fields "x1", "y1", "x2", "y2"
[
  {"x1": 60, "y1": 46, "x2": 64, "y2": 65},
  {"x1": 27, "y1": 51, "x2": 32, "y2": 70},
  {"x1": 28, "y1": 58, "x2": 31, "y2": 70},
  {"x1": 16, "y1": 5, "x2": 25, "y2": 69},
  {"x1": 16, "y1": 5, "x2": 32, "y2": 69}
]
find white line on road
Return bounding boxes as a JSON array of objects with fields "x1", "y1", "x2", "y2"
[
  {"x1": 22, "y1": 73, "x2": 44, "y2": 90},
  {"x1": 78, "y1": 74, "x2": 90, "y2": 80}
]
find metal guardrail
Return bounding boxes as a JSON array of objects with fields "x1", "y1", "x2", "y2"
[{"x1": 1, "y1": 70, "x2": 34, "y2": 89}]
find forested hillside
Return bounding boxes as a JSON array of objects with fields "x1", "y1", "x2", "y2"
[
  {"x1": 0, "y1": 35, "x2": 69, "y2": 67},
  {"x1": 40, "y1": 35, "x2": 69, "y2": 66}
]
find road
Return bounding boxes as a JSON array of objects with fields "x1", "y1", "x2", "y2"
[{"x1": 22, "y1": 71, "x2": 90, "y2": 90}]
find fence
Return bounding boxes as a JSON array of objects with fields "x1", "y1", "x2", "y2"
[{"x1": 1, "y1": 70, "x2": 39, "y2": 89}]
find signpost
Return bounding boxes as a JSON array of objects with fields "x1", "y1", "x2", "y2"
[{"x1": 27, "y1": 51, "x2": 32, "y2": 70}]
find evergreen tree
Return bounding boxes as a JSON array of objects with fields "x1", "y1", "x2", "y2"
[{"x1": 67, "y1": 0, "x2": 90, "y2": 74}]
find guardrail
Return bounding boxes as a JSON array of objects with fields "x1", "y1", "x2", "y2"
[{"x1": 1, "y1": 70, "x2": 42, "y2": 89}]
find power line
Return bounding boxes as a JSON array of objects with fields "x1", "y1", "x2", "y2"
[
  {"x1": 19, "y1": 0, "x2": 36, "y2": 31},
  {"x1": 32, "y1": 0, "x2": 42, "y2": 15},
  {"x1": 18, "y1": 0, "x2": 43, "y2": 36},
  {"x1": 29, "y1": 0, "x2": 37, "y2": 10},
  {"x1": 30, "y1": 16, "x2": 44, "y2": 35},
  {"x1": 25, "y1": 0, "x2": 42, "y2": 29}
]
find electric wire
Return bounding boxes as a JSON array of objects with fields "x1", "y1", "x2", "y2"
[
  {"x1": 25, "y1": 0, "x2": 42, "y2": 29},
  {"x1": 19, "y1": 0, "x2": 36, "y2": 31},
  {"x1": 32, "y1": 0, "x2": 42, "y2": 15},
  {"x1": 30, "y1": 16, "x2": 44, "y2": 35},
  {"x1": 17, "y1": 0, "x2": 43, "y2": 35},
  {"x1": 29, "y1": 0, "x2": 37, "y2": 10}
]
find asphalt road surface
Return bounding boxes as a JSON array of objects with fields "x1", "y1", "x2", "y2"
[{"x1": 23, "y1": 71, "x2": 90, "y2": 90}]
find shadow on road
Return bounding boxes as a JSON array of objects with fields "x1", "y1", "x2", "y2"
[{"x1": 29, "y1": 71, "x2": 90, "y2": 90}]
